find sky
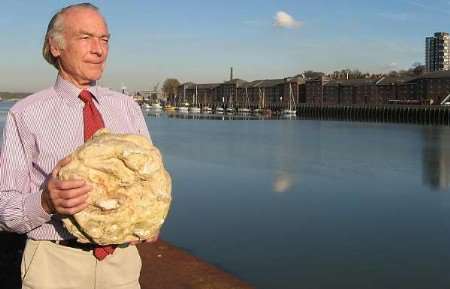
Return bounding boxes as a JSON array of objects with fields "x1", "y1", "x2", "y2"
[{"x1": 1, "y1": 0, "x2": 450, "y2": 92}]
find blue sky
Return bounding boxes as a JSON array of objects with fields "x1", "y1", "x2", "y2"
[{"x1": 1, "y1": 0, "x2": 450, "y2": 92}]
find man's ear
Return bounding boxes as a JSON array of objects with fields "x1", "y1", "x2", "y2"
[{"x1": 49, "y1": 37, "x2": 62, "y2": 58}]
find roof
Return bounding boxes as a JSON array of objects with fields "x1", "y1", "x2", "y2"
[
  {"x1": 180, "y1": 82, "x2": 196, "y2": 89},
  {"x1": 419, "y1": 70, "x2": 450, "y2": 79},
  {"x1": 196, "y1": 83, "x2": 221, "y2": 89},
  {"x1": 376, "y1": 76, "x2": 416, "y2": 85},
  {"x1": 223, "y1": 78, "x2": 248, "y2": 87},
  {"x1": 306, "y1": 76, "x2": 330, "y2": 82},
  {"x1": 245, "y1": 79, "x2": 285, "y2": 88},
  {"x1": 324, "y1": 78, "x2": 380, "y2": 87},
  {"x1": 180, "y1": 82, "x2": 221, "y2": 89}
]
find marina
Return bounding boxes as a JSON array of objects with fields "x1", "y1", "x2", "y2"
[
  {"x1": 142, "y1": 101, "x2": 450, "y2": 125},
  {"x1": 136, "y1": 69, "x2": 450, "y2": 125},
  {"x1": 2, "y1": 100, "x2": 450, "y2": 288}
]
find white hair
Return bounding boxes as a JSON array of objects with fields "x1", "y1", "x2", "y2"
[{"x1": 42, "y1": 3, "x2": 100, "y2": 69}]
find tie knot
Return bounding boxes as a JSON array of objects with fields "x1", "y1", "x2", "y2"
[{"x1": 79, "y1": 90, "x2": 93, "y2": 103}]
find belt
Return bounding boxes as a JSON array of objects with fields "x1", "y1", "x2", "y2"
[{"x1": 50, "y1": 239, "x2": 97, "y2": 251}]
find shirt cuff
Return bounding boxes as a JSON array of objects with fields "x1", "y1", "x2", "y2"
[{"x1": 24, "y1": 190, "x2": 52, "y2": 228}]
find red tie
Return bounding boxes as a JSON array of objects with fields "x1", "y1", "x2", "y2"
[
  {"x1": 79, "y1": 89, "x2": 116, "y2": 260},
  {"x1": 79, "y1": 90, "x2": 105, "y2": 141}
]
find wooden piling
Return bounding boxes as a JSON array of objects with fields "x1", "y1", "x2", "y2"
[{"x1": 295, "y1": 104, "x2": 450, "y2": 125}]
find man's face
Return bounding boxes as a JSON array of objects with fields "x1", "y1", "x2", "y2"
[{"x1": 51, "y1": 8, "x2": 110, "y2": 88}]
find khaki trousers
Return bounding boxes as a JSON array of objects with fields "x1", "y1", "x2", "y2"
[{"x1": 21, "y1": 239, "x2": 141, "y2": 289}]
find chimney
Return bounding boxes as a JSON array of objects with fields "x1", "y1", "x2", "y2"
[{"x1": 230, "y1": 67, "x2": 233, "y2": 81}]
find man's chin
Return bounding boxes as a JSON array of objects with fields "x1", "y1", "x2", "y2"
[{"x1": 87, "y1": 71, "x2": 104, "y2": 82}]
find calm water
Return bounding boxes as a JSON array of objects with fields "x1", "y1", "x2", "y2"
[{"x1": 2, "y1": 102, "x2": 450, "y2": 289}]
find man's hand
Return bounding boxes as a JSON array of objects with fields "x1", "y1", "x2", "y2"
[{"x1": 41, "y1": 156, "x2": 91, "y2": 215}]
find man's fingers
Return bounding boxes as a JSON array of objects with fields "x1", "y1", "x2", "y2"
[
  {"x1": 59, "y1": 156, "x2": 72, "y2": 166},
  {"x1": 57, "y1": 193, "x2": 89, "y2": 209},
  {"x1": 57, "y1": 185, "x2": 91, "y2": 200},
  {"x1": 46, "y1": 179, "x2": 91, "y2": 215},
  {"x1": 54, "y1": 179, "x2": 88, "y2": 191},
  {"x1": 57, "y1": 202, "x2": 89, "y2": 216}
]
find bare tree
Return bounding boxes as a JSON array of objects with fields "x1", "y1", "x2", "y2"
[
  {"x1": 384, "y1": 62, "x2": 425, "y2": 78},
  {"x1": 303, "y1": 70, "x2": 324, "y2": 79},
  {"x1": 162, "y1": 78, "x2": 180, "y2": 98},
  {"x1": 411, "y1": 62, "x2": 425, "y2": 76}
]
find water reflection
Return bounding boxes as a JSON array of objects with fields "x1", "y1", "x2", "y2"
[
  {"x1": 159, "y1": 111, "x2": 297, "y2": 121},
  {"x1": 422, "y1": 127, "x2": 450, "y2": 191},
  {"x1": 270, "y1": 119, "x2": 300, "y2": 194},
  {"x1": 166, "y1": 112, "x2": 266, "y2": 120},
  {"x1": 273, "y1": 171, "x2": 295, "y2": 193},
  {"x1": 142, "y1": 110, "x2": 162, "y2": 118}
]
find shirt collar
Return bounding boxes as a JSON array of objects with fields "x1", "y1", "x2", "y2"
[{"x1": 54, "y1": 75, "x2": 102, "y2": 106}]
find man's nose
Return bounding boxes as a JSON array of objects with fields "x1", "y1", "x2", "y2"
[{"x1": 90, "y1": 38, "x2": 104, "y2": 56}]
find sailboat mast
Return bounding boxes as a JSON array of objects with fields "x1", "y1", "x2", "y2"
[
  {"x1": 258, "y1": 88, "x2": 261, "y2": 109},
  {"x1": 245, "y1": 87, "x2": 248, "y2": 108},
  {"x1": 262, "y1": 89, "x2": 265, "y2": 109},
  {"x1": 195, "y1": 85, "x2": 198, "y2": 106},
  {"x1": 290, "y1": 83, "x2": 294, "y2": 110},
  {"x1": 229, "y1": 86, "x2": 233, "y2": 107}
]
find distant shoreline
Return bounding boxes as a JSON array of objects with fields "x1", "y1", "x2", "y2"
[{"x1": 0, "y1": 92, "x2": 30, "y2": 100}]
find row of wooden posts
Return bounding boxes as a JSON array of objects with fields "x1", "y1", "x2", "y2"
[
  {"x1": 292, "y1": 105, "x2": 450, "y2": 125},
  {"x1": 164, "y1": 103, "x2": 450, "y2": 125},
  {"x1": 238, "y1": 103, "x2": 450, "y2": 125}
]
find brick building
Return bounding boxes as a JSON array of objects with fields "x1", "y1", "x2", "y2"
[{"x1": 175, "y1": 70, "x2": 450, "y2": 108}]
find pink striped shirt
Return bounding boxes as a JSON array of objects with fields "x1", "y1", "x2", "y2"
[{"x1": 0, "y1": 75, "x2": 151, "y2": 240}]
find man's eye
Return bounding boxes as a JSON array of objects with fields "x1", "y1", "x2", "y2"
[
  {"x1": 102, "y1": 38, "x2": 109, "y2": 43},
  {"x1": 81, "y1": 36, "x2": 89, "y2": 40}
]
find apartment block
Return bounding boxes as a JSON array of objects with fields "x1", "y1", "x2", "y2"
[{"x1": 426, "y1": 32, "x2": 450, "y2": 72}]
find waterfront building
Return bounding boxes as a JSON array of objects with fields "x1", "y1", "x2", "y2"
[
  {"x1": 322, "y1": 79, "x2": 379, "y2": 105},
  {"x1": 305, "y1": 76, "x2": 329, "y2": 105},
  {"x1": 426, "y1": 32, "x2": 450, "y2": 72},
  {"x1": 243, "y1": 79, "x2": 284, "y2": 110},
  {"x1": 323, "y1": 80, "x2": 341, "y2": 105},
  {"x1": 351, "y1": 79, "x2": 379, "y2": 104},
  {"x1": 196, "y1": 84, "x2": 220, "y2": 108},
  {"x1": 175, "y1": 69, "x2": 450, "y2": 109},
  {"x1": 176, "y1": 82, "x2": 195, "y2": 106},
  {"x1": 177, "y1": 83, "x2": 220, "y2": 108},
  {"x1": 282, "y1": 76, "x2": 305, "y2": 108},
  {"x1": 376, "y1": 77, "x2": 399, "y2": 104},
  {"x1": 415, "y1": 70, "x2": 450, "y2": 104},
  {"x1": 217, "y1": 79, "x2": 248, "y2": 109}
]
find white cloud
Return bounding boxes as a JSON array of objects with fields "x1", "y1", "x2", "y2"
[
  {"x1": 380, "y1": 62, "x2": 399, "y2": 72},
  {"x1": 273, "y1": 11, "x2": 303, "y2": 29}
]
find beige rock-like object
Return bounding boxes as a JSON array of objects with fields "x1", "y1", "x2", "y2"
[{"x1": 58, "y1": 129, "x2": 172, "y2": 245}]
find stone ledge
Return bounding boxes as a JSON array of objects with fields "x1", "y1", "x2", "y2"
[{"x1": 138, "y1": 240, "x2": 255, "y2": 289}]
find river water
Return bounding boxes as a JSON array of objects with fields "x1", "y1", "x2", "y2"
[{"x1": 2, "y1": 101, "x2": 450, "y2": 289}]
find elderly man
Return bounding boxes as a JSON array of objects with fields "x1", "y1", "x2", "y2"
[{"x1": 0, "y1": 3, "x2": 151, "y2": 289}]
